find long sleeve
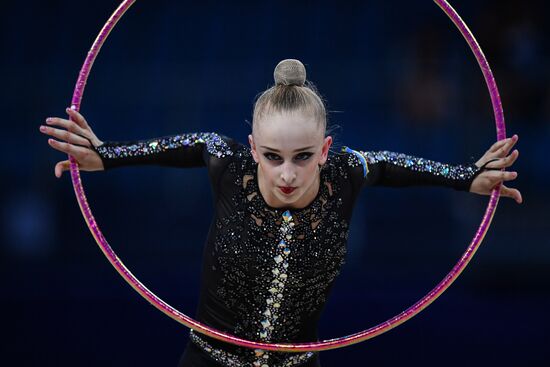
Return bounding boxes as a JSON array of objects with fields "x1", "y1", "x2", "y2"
[
  {"x1": 343, "y1": 147, "x2": 481, "y2": 192},
  {"x1": 94, "y1": 132, "x2": 234, "y2": 170}
]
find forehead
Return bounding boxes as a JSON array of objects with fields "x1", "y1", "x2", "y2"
[{"x1": 254, "y1": 111, "x2": 323, "y2": 150}]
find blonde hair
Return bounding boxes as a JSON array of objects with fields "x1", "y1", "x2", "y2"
[{"x1": 252, "y1": 59, "x2": 327, "y2": 133}]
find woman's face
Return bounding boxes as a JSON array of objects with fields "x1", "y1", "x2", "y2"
[{"x1": 248, "y1": 110, "x2": 332, "y2": 209}]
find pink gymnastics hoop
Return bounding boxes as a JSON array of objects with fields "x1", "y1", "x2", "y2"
[{"x1": 68, "y1": 0, "x2": 505, "y2": 352}]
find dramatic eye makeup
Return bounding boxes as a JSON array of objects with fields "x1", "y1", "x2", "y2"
[
  {"x1": 294, "y1": 152, "x2": 313, "y2": 161},
  {"x1": 262, "y1": 151, "x2": 314, "y2": 162},
  {"x1": 264, "y1": 152, "x2": 282, "y2": 161}
]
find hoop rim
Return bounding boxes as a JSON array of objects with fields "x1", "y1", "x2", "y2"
[{"x1": 68, "y1": 0, "x2": 504, "y2": 352}]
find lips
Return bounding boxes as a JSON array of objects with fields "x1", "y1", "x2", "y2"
[{"x1": 279, "y1": 187, "x2": 296, "y2": 194}]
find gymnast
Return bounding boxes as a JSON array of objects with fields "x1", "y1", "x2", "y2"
[{"x1": 40, "y1": 59, "x2": 521, "y2": 366}]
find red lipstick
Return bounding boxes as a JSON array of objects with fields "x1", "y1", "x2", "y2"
[{"x1": 279, "y1": 187, "x2": 296, "y2": 194}]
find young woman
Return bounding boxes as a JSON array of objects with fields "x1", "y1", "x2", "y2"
[{"x1": 41, "y1": 59, "x2": 521, "y2": 367}]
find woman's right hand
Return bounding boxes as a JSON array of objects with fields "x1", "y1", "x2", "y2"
[{"x1": 40, "y1": 107, "x2": 105, "y2": 178}]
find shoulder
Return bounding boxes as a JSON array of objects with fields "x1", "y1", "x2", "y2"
[
  {"x1": 325, "y1": 148, "x2": 362, "y2": 180},
  {"x1": 333, "y1": 146, "x2": 371, "y2": 178},
  {"x1": 194, "y1": 132, "x2": 236, "y2": 158},
  {"x1": 322, "y1": 147, "x2": 368, "y2": 196},
  {"x1": 204, "y1": 134, "x2": 253, "y2": 175}
]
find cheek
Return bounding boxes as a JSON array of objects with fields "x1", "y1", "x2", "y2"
[
  {"x1": 300, "y1": 162, "x2": 318, "y2": 182},
  {"x1": 261, "y1": 163, "x2": 278, "y2": 182}
]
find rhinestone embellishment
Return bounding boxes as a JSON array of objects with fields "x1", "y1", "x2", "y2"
[
  {"x1": 342, "y1": 147, "x2": 479, "y2": 180},
  {"x1": 189, "y1": 330, "x2": 315, "y2": 367},
  {"x1": 96, "y1": 132, "x2": 233, "y2": 160},
  {"x1": 252, "y1": 210, "x2": 296, "y2": 366}
]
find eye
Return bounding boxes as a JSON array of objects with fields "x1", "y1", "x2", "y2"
[
  {"x1": 294, "y1": 152, "x2": 313, "y2": 161},
  {"x1": 264, "y1": 152, "x2": 282, "y2": 161}
]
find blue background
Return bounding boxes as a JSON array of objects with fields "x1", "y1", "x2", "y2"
[{"x1": 2, "y1": 0, "x2": 548, "y2": 365}]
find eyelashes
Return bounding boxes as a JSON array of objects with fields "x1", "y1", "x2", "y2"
[
  {"x1": 264, "y1": 153, "x2": 281, "y2": 161},
  {"x1": 295, "y1": 152, "x2": 314, "y2": 161},
  {"x1": 264, "y1": 152, "x2": 313, "y2": 162}
]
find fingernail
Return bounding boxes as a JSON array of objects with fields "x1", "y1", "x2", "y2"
[
  {"x1": 46, "y1": 117, "x2": 52, "y2": 123},
  {"x1": 40, "y1": 126, "x2": 46, "y2": 132}
]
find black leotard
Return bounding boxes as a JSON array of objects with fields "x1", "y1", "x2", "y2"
[{"x1": 95, "y1": 133, "x2": 480, "y2": 367}]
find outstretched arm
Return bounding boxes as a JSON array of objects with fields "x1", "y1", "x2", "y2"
[
  {"x1": 94, "y1": 131, "x2": 231, "y2": 170},
  {"x1": 41, "y1": 107, "x2": 233, "y2": 176},
  {"x1": 345, "y1": 146, "x2": 481, "y2": 191},
  {"x1": 345, "y1": 135, "x2": 522, "y2": 203}
]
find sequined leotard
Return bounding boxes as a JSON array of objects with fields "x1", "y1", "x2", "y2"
[{"x1": 95, "y1": 133, "x2": 480, "y2": 367}]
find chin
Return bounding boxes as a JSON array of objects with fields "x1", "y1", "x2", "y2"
[
  {"x1": 275, "y1": 190, "x2": 303, "y2": 204},
  {"x1": 275, "y1": 193, "x2": 294, "y2": 202}
]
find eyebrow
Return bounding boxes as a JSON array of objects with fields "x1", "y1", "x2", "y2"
[{"x1": 260, "y1": 146, "x2": 315, "y2": 153}]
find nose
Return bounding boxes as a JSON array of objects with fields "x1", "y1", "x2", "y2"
[{"x1": 280, "y1": 163, "x2": 296, "y2": 185}]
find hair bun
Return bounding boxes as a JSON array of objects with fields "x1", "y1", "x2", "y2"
[{"x1": 274, "y1": 59, "x2": 307, "y2": 87}]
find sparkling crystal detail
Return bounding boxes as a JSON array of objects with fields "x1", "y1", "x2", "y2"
[
  {"x1": 189, "y1": 330, "x2": 310, "y2": 367},
  {"x1": 96, "y1": 132, "x2": 233, "y2": 161},
  {"x1": 282, "y1": 210, "x2": 293, "y2": 222},
  {"x1": 342, "y1": 147, "x2": 480, "y2": 181}
]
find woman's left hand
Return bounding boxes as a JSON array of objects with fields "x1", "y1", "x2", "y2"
[{"x1": 469, "y1": 134, "x2": 523, "y2": 204}]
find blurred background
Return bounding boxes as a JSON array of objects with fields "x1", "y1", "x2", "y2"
[{"x1": 2, "y1": 0, "x2": 548, "y2": 365}]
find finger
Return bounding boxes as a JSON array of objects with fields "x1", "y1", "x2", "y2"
[
  {"x1": 488, "y1": 134, "x2": 518, "y2": 155},
  {"x1": 500, "y1": 184, "x2": 523, "y2": 204},
  {"x1": 46, "y1": 117, "x2": 90, "y2": 139},
  {"x1": 54, "y1": 160, "x2": 71, "y2": 178},
  {"x1": 485, "y1": 170, "x2": 518, "y2": 182},
  {"x1": 503, "y1": 149, "x2": 519, "y2": 168},
  {"x1": 495, "y1": 135, "x2": 519, "y2": 157},
  {"x1": 40, "y1": 125, "x2": 91, "y2": 147},
  {"x1": 66, "y1": 107, "x2": 90, "y2": 129},
  {"x1": 488, "y1": 138, "x2": 509, "y2": 153},
  {"x1": 47, "y1": 138, "x2": 90, "y2": 158},
  {"x1": 485, "y1": 149, "x2": 519, "y2": 169}
]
